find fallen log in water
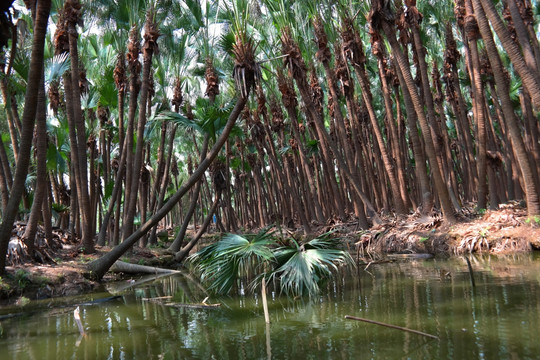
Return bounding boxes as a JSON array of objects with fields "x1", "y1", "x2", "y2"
[
  {"x1": 110, "y1": 260, "x2": 181, "y2": 275},
  {"x1": 163, "y1": 302, "x2": 221, "y2": 309},
  {"x1": 345, "y1": 315, "x2": 439, "y2": 340}
]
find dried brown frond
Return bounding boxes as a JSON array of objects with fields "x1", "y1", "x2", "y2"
[
  {"x1": 97, "y1": 105, "x2": 109, "y2": 125},
  {"x1": 210, "y1": 159, "x2": 226, "y2": 192},
  {"x1": 232, "y1": 30, "x2": 260, "y2": 99},
  {"x1": 277, "y1": 70, "x2": 298, "y2": 110},
  {"x1": 114, "y1": 51, "x2": 126, "y2": 92},
  {"x1": 205, "y1": 57, "x2": 220, "y2": 99},
  {"x1": 404, "y1": 0, "x2": 423, "y2": 27},
  {"x1": 454, "y1": 0, "x2": 466, "y2": 28},
  {"x1": 444, "y1": 24, "x2": 460, "y2": 66},
  {"x1": 480, "y1": 50, "x2": 493, "y2": 79},
  {"x1": 288, "y1": 137, "x2": 297, "y2": 150},
  {"x1": 334, "y1": 42, "x2": 352, "y2": 96},
  {"x1": 281, "y1": 27, "x2": 307, "y2": 82},
  {"x1": 370, "y1": 29, "x2": 385, "y2": 58},
  {"x1": 172, "y1": 77, "x2": 183, "y2": 112},
  {"x1": 143, "y1": 10, "x2": 160, "y2": 57},
  {"x1": 464, "y1": 14, "x2": 480, "y2": 40},
  {"x1": 502, "y1": 1, "x2": 517, "y2": 42},
  {"x1": 64, "y1": 0, "x2": 83, "y2": 28},
  {"x1": 309, "y1": 65, "x2": 323, "y2": 115},
  {"x1": 341, "y1": 16, "x2": 367, "y2": 69},
  {"x1": 269, "y1": 96, "x2": 284, "y2": 133},
  {"x1": 186, "y1": 156, "x2": 193, "y2": 175},
  {"x1": 171, "y1": 159, "x2": 179, "y2": 177},
  {"x1": 79, "y1": 67, "x2": 88, "y2": 94},
  {"x1": 431, "y1": 62, "x2": 444, "y2": 104},
  {"x1": 127, "y1": 25, "x2": 141, "y2": 75},
  {"x1": 48, "y1": 80, "x2": 60, "y2": 114},
  {"x1": 313, "y1": 18, "x2": 331, "y2": 64},
  {"x1": 53, "y1": 9, "x2": 69, "y2": 55},
  {"x1": 368, "y1": 0, "x2": 395, "y2": 31},
  {"x1": 185, "y1": 102, "x2": 194, "y2": 120}
]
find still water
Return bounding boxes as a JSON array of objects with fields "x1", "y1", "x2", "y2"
[{"x1": 1, "y1": 254, "x2": 540, "y2": 359}]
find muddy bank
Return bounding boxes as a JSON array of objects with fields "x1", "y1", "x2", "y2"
[{"x1": 1, "y1": 202, "x2": 539, "y2": 305}]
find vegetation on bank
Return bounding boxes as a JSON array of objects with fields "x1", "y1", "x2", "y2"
[{"x1": 0, "y1": 0, "x2": 539, "y2": 288}]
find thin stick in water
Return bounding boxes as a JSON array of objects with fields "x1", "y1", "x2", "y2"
[
  {"x1": 345, "y1": 315, "x2": 439, "y2": 340},
  {"x1": 262, "y1": 278, "x2": 270, "y2": 324},
  {"x1": 73, "y1": 306, "x2": 86, "y2": 337}
]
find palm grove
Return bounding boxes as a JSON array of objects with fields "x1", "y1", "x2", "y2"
[{"x1": 0, "y1": 0, "x2": 539, "y2": 280}]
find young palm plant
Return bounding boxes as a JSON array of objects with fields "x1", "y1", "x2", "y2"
[{"x1": 189, "y1": 228, "x2": 354, "y2": 297}]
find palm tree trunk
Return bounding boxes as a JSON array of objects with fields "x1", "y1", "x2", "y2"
[
  {"x1": 86, "y1": 94, "x2": 249, "y2": 280},
  {"x1": 0, "y1": 0, "x2": 51, "y2": 274},
  {"x1": 464, "y1": 0, "x2": 488, "y2": 209},
  {"x1": 380, "y1": 20, "x2": 456, "y2": 223},
  {"x1": 478, "y1": 0, "x2": 540, "y2": 110},
  {"x1": 122, "y1": 10, "x2": 159, "y2": 241},
  {"x1": 22, "y1": 71, "x2": 47, "y2": 251},
  {"x1": 473, "y1": 0, "x2": 540, "y2": 216}
]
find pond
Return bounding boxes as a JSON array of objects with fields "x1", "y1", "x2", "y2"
[{"x1": 1, "y1": 254, "x2": 540, "y2": 359}]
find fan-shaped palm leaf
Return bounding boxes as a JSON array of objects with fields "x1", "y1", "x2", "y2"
[
  {"x1": 189, "y1": 226, "x2": 276, "y2": 294},
  {"x1": 270, "y1": 231, "x2": 354, "y2": 297}
]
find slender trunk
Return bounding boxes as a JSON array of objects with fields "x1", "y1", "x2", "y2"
[
  {"x1": 22, "y1": 71, "x2": 47, "y2": 250},
  {"x1": 122, "y1": 11, "x2": 158, "y2": 241},
  {"x1": 175, "y1": 191, "x2": 221, "y2": 262},
  {"x1": 464, "y1": 0, "x2": 489, "y2": 209},
  {"x1": 66, "y1": 2, "x2": 93, "y2": 253},
  {"x1": 473, "y1": 0, "x2": 540, "y2": 215},
  {"x1": 0, "y1": 0, "x2": 51, "y2": 273},
  {"x1": 86, "y1": 95, "x2": 248, "y2": 280},
  {"x1": 381, "y1": 21, "x2": 456, "y2": 223},
  {"x1": 478, "y1": 0, "x2": 540, "y2": 110}
]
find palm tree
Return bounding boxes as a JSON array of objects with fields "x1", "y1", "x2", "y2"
[
  {"x1": 0, "y1": 0, "x2": 51, "y2": 274},
  {"x1": 86, "y1": 25, "x2": 259, "y2": 280},
  {"x1": 478, "y1": 0, "x2": 540, "y2": 110},
  {"x1": 472, "y1": 0, "x2": 540, "y2": 217},
  {"x1": 370, "y1": 0, "x2": 457, "y2": 223}
]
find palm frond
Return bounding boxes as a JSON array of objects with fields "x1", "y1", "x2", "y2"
[{"x1": 46, "y1": 53, "x2": 70, "y2": 83}]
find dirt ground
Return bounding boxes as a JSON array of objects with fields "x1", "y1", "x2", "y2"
[{"x1": 1, "y1": 201, "x2": 539, "y2": 305}]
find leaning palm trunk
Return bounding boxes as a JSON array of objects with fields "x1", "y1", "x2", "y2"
[
  {"x1": 339, "y1": 17, "x2": 406, "y2": 214},
  {"x1": 87, "y1": 96, "x2": 249, "y2": 280},
  {"x1": 371, "y1": 3, "x2": 456, "y2": 223},
  {"x1": 478, "y1": 0, "x2": 540, "y2": 110},
  {"x1": 86, "y1": 30, "x2": 258, "y2": 280},
  {"x1": 472, "y1": 0, "x2": 540, "y2": 216},
  {"x1": 175, "y1": 190, "x2": 221, "y2": 262},
  {"x1": 168, "y1": 134, "x2": 209, "y2": 253},
  {"x1": 281, "y1": 29, "x2": 380, "y2": 226},
  {"x1": 0, "y1": 0, "x2": 51, "y2": 274}
]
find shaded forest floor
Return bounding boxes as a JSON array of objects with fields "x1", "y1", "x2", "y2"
[{"x1": 1, "y1": 201, "x2": 539, "y2": 305}]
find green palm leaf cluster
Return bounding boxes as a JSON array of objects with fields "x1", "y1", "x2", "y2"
[{"x1": 189, "y1": 228, "x2": 353, "y2": 297}]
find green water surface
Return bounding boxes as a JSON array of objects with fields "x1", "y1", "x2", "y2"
[{"x1": 1, "y1": 254, "x2": 539, "y2": 359}]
